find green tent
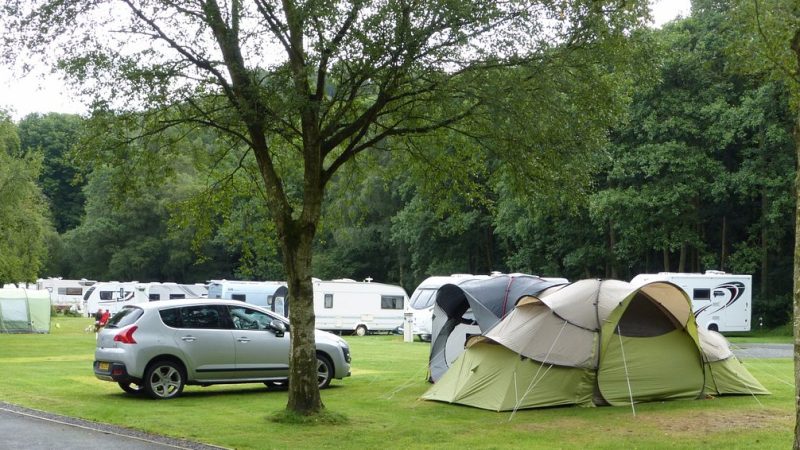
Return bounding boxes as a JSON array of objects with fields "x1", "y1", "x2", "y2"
[
  {"x1": 0, "y1": 288, "x2": 51, "y2": 333},
  {"x1": 422, "y1": 279, "x2": 768, "y2": 411}
]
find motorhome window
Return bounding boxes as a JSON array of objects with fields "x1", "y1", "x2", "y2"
[
  {"x1": 64, "y1": 287, "x2": 82, "y2": 296},
  {"x1": 324, "y1": 294, "x2": 333, "y2": 309},
  {"x1": 231, "y1": 294, "x2": 246, "y2": 301},
  {"x1": 411, "y1": 289, "x2": 436, "y2": 309},
  {"x1": 99, "y1": 291, "x2": 114, "y2": 300},
  {"x1": 693, "y1": 289, "x2": 711, "y2": 301},
  {"x1": 169, "y1": 294, "x2": 185, "y2": 299},
  {"x1": 149, "y1": 294, "x2": 161, "y2": 301},
  {"x1": 381, "y1": 295, "x2": 404, "y2": 310}
]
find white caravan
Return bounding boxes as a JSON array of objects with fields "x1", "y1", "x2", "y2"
[
  {"x1": 207, "y1": 280, "x2": 289, "y2": 316},
  {"x1": 312, "y1": 278, "x2": 407, "y2": 335},
  {"x1": 35, "y1": 278, "x2": 97, "y2": 314},
  {"x1": 405, "y1": 274, "x2": 490, "y2": 341},
  {"x1": 630, "y1": 271, "x2": 752, "y2": 332}
]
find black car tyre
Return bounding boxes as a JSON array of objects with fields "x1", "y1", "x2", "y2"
[
  {"x1": 316, "y1": 353, "x2": 334, "y2": 389},
  {"x1": 264, "y1": 380, "x2": 288, "y2": 390},
  {"x1": 143, "y1": 360, "x2": 185, "y2": 400},
  {"x1": 118, "y1": 382, "x2": 144, "y2": 395}
]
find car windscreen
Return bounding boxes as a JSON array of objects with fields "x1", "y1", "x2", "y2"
[{"x1": 106, "y1": 307, "x2": 143, "y2": 328}]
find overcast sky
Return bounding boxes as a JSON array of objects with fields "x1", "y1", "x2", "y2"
[{"x1": 0, "y1": 0, "x2": 692, "y2": 122}]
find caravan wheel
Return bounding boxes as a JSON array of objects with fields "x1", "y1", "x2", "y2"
[{"x1": 355, "y1": 325, "x2": 367, "y2": 336}]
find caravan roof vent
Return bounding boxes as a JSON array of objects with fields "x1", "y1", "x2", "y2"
[{"x1": 705, "y1": 270, "x2": 727, "y2": 275}]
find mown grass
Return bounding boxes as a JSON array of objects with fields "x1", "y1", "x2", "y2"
[{"x1": 0, "y1": 317, "x2": 793, "y2": 449}]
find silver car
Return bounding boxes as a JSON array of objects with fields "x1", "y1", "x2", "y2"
[{"x1": 93, "y1": 299, "x2": 351, "y2": 399}]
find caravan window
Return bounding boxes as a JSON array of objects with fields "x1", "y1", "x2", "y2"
[
  {"x1": 83, "y1": 286, "x2": 96, "y2": 301},
  {"x1": 58, "y1": 287, "x2": 83, "y2": 296},
  {"x1": 149, "y1": 293, "x2": 161, "y2": 301},
  {"x1": 324, "y1": 294, "x2": 333, "y2": 309},
  {"x1": 410, "y1": 289, "x2": 436, "y2": 309},
  {"x1": 231, "y1": 294, "x2": 246, "y2": 301},
  {"x1": 693, "y1": 289, "x2": 711, "y2": 301},
  {"x1": 99, "y1": 291, "x2": 114, "y2": 300},
  {"x1": 169, "y1": 294, "x2": 186, "y2": 299},
  {"x1": 381, "y1": 295, "x2": 404, "y2": 310}
]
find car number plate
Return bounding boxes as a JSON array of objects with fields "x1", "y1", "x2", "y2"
[{"x1": 98, "y1": 362, "x2": 110, "y2": 371}]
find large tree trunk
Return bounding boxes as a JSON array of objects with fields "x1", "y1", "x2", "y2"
[
  {"x1": 721, "y1": 215, "x2": 727, "y2": 270},
  {"x1": 791, "y1": 29, "x2": 800, "y2": 450},
  {"x1": 761, "y1": 186, "x2": 769, "y2": 299},
  {"x1": 793, "y1": 108, "x2": 800, "y2": 450},
  {"x1": 678, "y1": 242, "x2": 687, "y2": 272},
  {"x1": 283, "y1": 220, "x2": 324, "y2": 414}
]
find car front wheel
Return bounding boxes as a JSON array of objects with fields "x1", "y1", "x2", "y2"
[
  {"x1": 316, "y1": 354, "x2": 334, "y2": 389},
  {"x1": 144, "y1": 360, "x2": 185, "y2": 400}
]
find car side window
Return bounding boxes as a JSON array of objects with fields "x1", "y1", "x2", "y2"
[
  {"x1": 180, "y1": 305, "x2": 225, "y2": 329},
  {"x1": 160, "y1": 308, "x2": 181, "y2": 328},
  {"x1": 228, "y1": 306, "x2": 272, "y2": 331}
]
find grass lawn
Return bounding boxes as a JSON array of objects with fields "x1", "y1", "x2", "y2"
[{"x1": 0, "y1": 316, "x2": 793, "y2": 449}]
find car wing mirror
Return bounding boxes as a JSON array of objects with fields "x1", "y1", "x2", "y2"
[{"x1": 269, "y1": 319, "x2": 287, "y2": 337}]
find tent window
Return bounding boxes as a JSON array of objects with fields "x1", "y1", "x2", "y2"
[
  {"x1": 616, "y1": 293, "x2": 679, "y2": 337},
  {"x1": 693, "y1": 289, "x2": 711, "y2": 301}
]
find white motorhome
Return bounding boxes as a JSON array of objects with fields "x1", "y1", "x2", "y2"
[
  {"x1": 84, "y1": 281, "x2": 139, "y2": 317},
  {"x1": 207, "y1": 280, "x2": 289, "y2": 316},
  {"x1": 85, "y1": 282, "x2": 205, "y2": 316},
  {"x1": 630, "y1": 271, "x2": 752, "y2": 332},
  {"x1": 35, "y1": 278, "x2": 97, "y2": 314},
  {"x1": 312, "y1": 278, "x2": 407, "y2": 335}
]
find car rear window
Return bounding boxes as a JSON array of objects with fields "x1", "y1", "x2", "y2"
[{"x1": 106, "y1": 307, "x2": 143, "y2": 328}]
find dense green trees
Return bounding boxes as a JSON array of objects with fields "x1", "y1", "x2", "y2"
[{"x1": 0, "y1": 112, "x2": 53, "y2": 285}]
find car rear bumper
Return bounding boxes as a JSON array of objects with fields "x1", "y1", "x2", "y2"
[{"x1": 93, "y1": 360, "x2": 139, "y2": 384}]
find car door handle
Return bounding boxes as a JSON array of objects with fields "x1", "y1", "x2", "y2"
[
  {"x1": 237, "y1": 337, "x2": 251, "y2": 343},
  {"x1": 181, "y1": 336, "x2": 197, "y2": 342}
]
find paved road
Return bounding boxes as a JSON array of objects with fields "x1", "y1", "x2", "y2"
[
  {"x1": 0, "y1": 403, "x2": 225, "y2": 450},
  {"x1": 730, "y1": 342, "x2": 792, "y2": 359}
]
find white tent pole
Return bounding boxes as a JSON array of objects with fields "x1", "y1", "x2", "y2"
[{"x1": 617, "y1": 325, "x2": 636, "y2": 417}]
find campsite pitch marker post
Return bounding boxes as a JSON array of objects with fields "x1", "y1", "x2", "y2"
[{"x1": 403, "y1": 312, "x2": 413, "y2": 342}]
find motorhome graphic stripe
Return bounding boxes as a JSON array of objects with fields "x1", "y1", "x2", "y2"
[{"x1": 709, "y1": 282, "x2": 745, "y2": 315}]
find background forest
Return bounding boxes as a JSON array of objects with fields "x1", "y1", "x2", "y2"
[{"x1": 0, "y1": 2, "x2": 794, "y2": 327}]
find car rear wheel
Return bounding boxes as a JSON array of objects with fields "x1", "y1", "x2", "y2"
[
  {"x1": 264, "y1": 380, "x2": 288, "y2": 390},
  {"x1": 144, "y1": 360, "x2": 185, "y2": 400},
  {"x1": 118, "y1": 382, "x2": 144, "y2": 395},
  {"x1": 316, "y1": 354, "x2": 334, "y2": 389}
]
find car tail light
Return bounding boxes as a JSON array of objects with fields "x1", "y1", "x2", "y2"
[{"x1": 114, "y1": 325, "x2": 138, "y2": 344}]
